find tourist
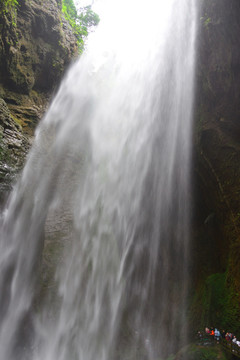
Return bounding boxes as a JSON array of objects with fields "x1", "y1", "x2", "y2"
[
  {"x1": 205, "y1": 327, "x2": 210, "y2": 334},
  {"x1": 210, "y1": 328, "x2": 215, "y2": 336},
  {"x1": 214, "y1": 328, "x2": 221, "y2": 342},
  {"x1": 226, "y1": 333, "x2": 231, "y2": 341},
  {"x1": 221, "y1": 330, "x2": 226, "y2": 339}
]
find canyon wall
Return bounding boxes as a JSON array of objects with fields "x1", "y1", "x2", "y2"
[
  {"x1": 0, "y1": 0, "x2": 77, "y2": 192},
  {"x1": 0, "y1": 0, "x2": 240, "y2": 338},
  {"x1": 191, "y1": 0, "x2": 240, "y2": 335}
]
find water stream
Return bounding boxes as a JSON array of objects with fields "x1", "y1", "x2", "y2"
[{"x1": 0, "y1": 0, "x2": 198, "y2": 359}]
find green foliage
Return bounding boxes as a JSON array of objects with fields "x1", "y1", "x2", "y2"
[
  {"x1": 0, "y1": 0, "x2": 19, "y2": 13},
  {"x1": 204, "y1": 17, "x2": 211, "y2": 27},
  {"x1": 61, "y1": 0, "x2": 100, "y2": 53},
  {"x1": 62, "y1": 0, "x2": 77, "y2": 20},
  {"x1": 79, "y1": 6, "x2": 100, "y2": 28},
  {"x1": 201, "y1": 273, "x2": 228, "y2": 326},
  {"x1": 0, "y1": 0, "x2": 19, "y2": 26},
  {"x1": 168, "y1": 344, "x2": 230, "y2": 360},
  {"x1": 191, "y1": 272, "x2": 240, "y2": 336},
  {"x1": 200, "y1": 13, "x2": 211, "y2": 29},
  {"x1": 186, "y1": 345, "x2": 229, "y2": 360}
]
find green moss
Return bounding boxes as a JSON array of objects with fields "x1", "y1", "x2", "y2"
[
  {"x1": 0, "y1": 142, "x2": 13, "y2": 166},
  {"x1": 228, "y1": 240, "x2": 240, "y2": 295},
  {"x1": 11, "y1": 114, "x2": 22, "y2": 130},
  {"x1": 190, "y1": 272, "x2": 240, "y2": 336},
  {"x1": 171, "y1": 344, "x2": 231, "y2": 360},
  {"x1": 187, "y1": 345, "x2": 228, "y2": 360},
  {"x1": 0, "y1": 0, "x2": 19, "y2": 14},
  {"x1": 0, "y1": 0, "x2": 19, "y2": 26},
  {"x1": 200, "y1": 13, "x2": 212, "y2": 30},
  {"x1": 166, "y1": 355, "x2": 175, "y2": 360}
]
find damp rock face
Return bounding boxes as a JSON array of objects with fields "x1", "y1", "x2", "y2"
[
  {"x1": 0, "y1": 0, "x2": 78, "y2": 96},
  {"x1": 191, "y1": 0, "x2": 240, "y2": 335},
  {"x1": 0, "y1": 98, "x2": 30, "y2": 194},
  {"x1": 0, "y1": 0, "x2": 78, "y2": 186}
]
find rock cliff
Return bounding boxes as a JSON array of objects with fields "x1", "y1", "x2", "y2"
[
  {"x1": 0, "y1": 0, "x2": 78, "y2": 189},
  {"x1": 191, "y1": 0, "x2": 240, "y2": 335}
]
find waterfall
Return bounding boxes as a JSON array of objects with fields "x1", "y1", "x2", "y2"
[{"x1": 0, "y1": 0, "x2": 198, "y2": 359}]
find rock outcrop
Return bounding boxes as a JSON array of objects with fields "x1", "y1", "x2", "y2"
[
  {"x1": 0, "y1": 0, "x2": 78, "y2": 97},
  {"x1": 0, "y1": 0, "x2": 78, "y2": 188},
  {"x1": 0, "y1": 98, "x2": 30, "y2": 195},
  {"x1": 191, "y1": 0, "x2": 240, "y2": 335}
]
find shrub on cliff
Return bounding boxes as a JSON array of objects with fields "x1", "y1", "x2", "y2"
[{"x1": 62, "y1": 0, "x2": 100, "y2": 52}]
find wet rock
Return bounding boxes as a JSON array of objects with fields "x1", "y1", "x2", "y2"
[
  {"x1": 170, "y1": 344, "x2": 231, "y2": 360},
  {"x1": 191, "y1": 0, "x2": 240, "y2": 334},
  {"x1": 0, "y1": 0, "x2": 78, "y2": 95},
  {"x1": 0, "y1": 98, "x2": 30, "y2": 191},
  {"x1": 0, "y1": 0, "x2": 78, "y2": 192}
]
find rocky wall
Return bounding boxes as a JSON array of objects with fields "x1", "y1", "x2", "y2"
[
  {"x1": 0, "y1": 0, "x2": 78, "y2": 188},
  {"x1": 191, "y1": 0, "x2": 240, "y2": 335}
]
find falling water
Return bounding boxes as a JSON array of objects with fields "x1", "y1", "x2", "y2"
[{"x1": 0, "y1": 0, "x2": 198, "y2": 359}]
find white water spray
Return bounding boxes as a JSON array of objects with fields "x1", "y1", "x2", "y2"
[{"x1": 0, "y1": 0, "x2": 197, "y2": 359}]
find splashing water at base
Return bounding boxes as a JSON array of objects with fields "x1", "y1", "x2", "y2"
[{"x1": 0, "y1": 0, "x2": 198, "y2": 359}]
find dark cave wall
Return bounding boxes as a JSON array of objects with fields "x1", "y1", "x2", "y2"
[{"x1": 191, "y1": 0, "x2": 240, "y2": 334}]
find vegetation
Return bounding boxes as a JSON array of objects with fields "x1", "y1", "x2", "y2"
[
  {"x1": 200, "y1": 12, "x2": 212, "y2": 29},
  {"x1": 0, "y1": 0, "x2": 19, "y2": 14},
  {"x1": 0, "y1": 0, "x2": 19, "y2": 26},
  {"x1": 167, "y1": 344, "x2": 231, "y2": 360},
  {"x1": 185, "y1": 345, "x2": 230, "y2": 360},
  {"x1": 62, "y1": 0, "x2": 100, "y2": 52},
  {"x1": 0, "y1": 0, "x2": 99, "y2": 50},
  {"x1": 190, "y1": 272, "x2": 240, "y2": 337}
]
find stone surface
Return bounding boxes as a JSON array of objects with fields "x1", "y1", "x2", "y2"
[
  {"x1": 0, "y1": 0, "x2": 78, "y2": 187},
  {"x1": 0, "y1": 0, "x2": 78, "y2": 96},
  {"x1": 0, "y1": 98, "x2": 30, "y2": 195},
  {"x1": 191, "y1": 0, "x2": 240, "y2": 334}
]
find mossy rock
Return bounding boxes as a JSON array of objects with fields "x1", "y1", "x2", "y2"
[
  {"x1": 170, "y1": 344, "x2": 231, "y2": 360},
  {"x1": 0, "y1": 97, "x2": 30, "y2": 191}
]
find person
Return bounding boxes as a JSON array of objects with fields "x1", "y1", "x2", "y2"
[
  {"x1": 214, "y1": 328, "x2": 221, "y2": 342},
  {"x1": 221, "y1": 330, "x2": 226, "y2": 339},
  {"x1": 226, "y1": 333, "x2": 231, "y2": 342}
]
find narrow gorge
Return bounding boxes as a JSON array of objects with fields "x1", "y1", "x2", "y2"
[{"x1": 0, "y1": 0, "x2": 240, "y2": 359}]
